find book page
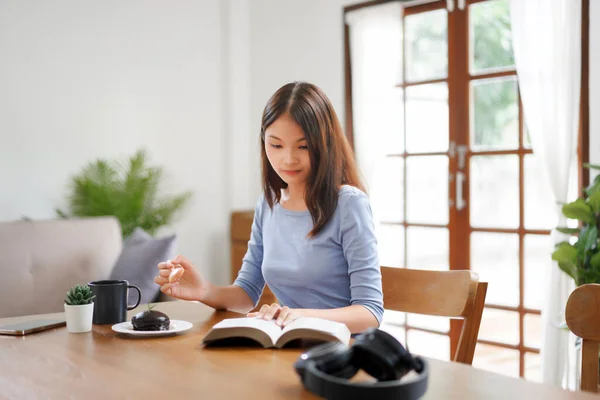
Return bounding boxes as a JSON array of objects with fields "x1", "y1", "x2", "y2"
[
  {"x1": 211, "y1": 317, "x2": 283, "y2": 344},
  {"x1": 281, "y1": 317, "x2": 351, "y2": 345},
  {"x1": 281, "y1": 317, "x2": 342, "y2": 334}
]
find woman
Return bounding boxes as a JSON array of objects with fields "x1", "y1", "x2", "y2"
[{"x1": 155, "y1": 82, "x2": 383, "y2": 334}]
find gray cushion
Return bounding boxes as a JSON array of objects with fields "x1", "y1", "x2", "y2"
[{"x1": 109, "y1": 228, "x2": 176, "y2": 305}]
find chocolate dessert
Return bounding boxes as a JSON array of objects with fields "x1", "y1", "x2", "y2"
[{"x1": 131, "y1": 310, "x2": 170, "y2": 331}]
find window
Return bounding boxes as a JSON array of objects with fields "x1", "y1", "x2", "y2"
[{"x1": 345, "y1": 0, "x2": 589, "y2": 381}]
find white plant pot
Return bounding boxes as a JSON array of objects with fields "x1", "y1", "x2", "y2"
[{"x1": 64, "y1": 303, "x2": 94, "y2": 333}]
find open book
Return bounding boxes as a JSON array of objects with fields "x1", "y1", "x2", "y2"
[{"x1": 201, "y1": 317, "x2": 351, "y2": 348}]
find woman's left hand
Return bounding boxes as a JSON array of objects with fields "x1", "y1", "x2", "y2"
[{"x1": 247, "y1": 303, "x2": 301, "y2": 327}]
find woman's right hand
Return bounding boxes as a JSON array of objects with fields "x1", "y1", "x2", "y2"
[{"x1": 155, "y1": 255, "x2": 207, "y2": 301}]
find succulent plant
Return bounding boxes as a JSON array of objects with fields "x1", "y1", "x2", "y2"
[{"x1": 65, "y1": 284, "x2": 96, "y2": 306}]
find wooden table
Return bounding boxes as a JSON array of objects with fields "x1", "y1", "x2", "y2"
[{"x1": 0, "y1": 301, "x2": 596, "y2": 399}]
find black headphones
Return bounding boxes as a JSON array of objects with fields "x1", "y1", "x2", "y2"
[{"x1": 294, "y1": 328, "x2": 428, "y2": 400}]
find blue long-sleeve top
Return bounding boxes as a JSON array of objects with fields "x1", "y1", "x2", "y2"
[{"x1": 233, "y1": 185, "x2": 384, "y2": 325}]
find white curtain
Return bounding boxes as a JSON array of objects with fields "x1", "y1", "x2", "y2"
[
  {"x1": 345, "y1": 2, "x2": 403, "y2": 227},
  {"x1": 509, "y1": 0, "x2": 582, "y2": 388}
]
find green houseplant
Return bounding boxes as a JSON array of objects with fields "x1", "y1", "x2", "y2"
[
  {"x1": 552, "y1": 164, "x2": 600, "y2": 286},
  {"x1": 550, "y1": 165, "x2": 600, "y2": 389},
  {"x1": 56, "y1": 149, "x2": 192, "y2": 238},
  {"x1": 64, "y1": 284, "x2": 96, "y2": 333}
]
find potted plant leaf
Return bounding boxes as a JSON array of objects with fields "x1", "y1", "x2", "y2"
[
  {"x1": 55, "y1": 149, "x2": 192, "y2": 239},
  {"x1": 64, "y1": 284, "x2": 95, "y2": 333},
  {"x1": 552, "y1": 164, "x2": 600, "y2": 286}
]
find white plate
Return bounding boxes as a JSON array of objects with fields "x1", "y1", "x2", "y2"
[{"x1": 111, "y1": 320, "x2": 193, "y2": 337}]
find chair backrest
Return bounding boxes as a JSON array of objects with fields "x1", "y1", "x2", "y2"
[
  {"x1": 381, "y1": 266, "x2": 487, "y2": 365},
  {"x1": 566, "y1": 283, "x2": 600, "y2": 393},
  {"x1": 230, "y1": 211, "x2": 276, "y2": 310}
]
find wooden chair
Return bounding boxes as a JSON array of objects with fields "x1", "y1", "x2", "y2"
[
  {"x1": 565, "y1": 283, "x2": 600, "y2": 393},
  {"x1": 230, "y1": 211, "x2": 277, "y2": 310},
  {"x1": 380, "y1": 266, "x2": 488, "y2": 365}
]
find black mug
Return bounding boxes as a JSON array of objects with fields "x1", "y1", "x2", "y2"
[{"x1": 88, "y1": 280, "x2": 142, "y2": 325}]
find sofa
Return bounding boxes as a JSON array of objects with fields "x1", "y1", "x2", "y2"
[{"x1": 0, "y1": 216, "x2": 172, "y2": 319}]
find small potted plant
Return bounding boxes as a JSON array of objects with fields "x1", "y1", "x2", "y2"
[{"x1": 64, "y1": 284, "x2": 95, "y2": 333}]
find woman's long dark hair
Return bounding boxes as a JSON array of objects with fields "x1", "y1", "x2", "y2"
[{"x1": 260, "y1": 82, "x2": 365, "y2": 237}]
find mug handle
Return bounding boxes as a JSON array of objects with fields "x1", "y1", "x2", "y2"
[{"x1": 127, "y1": 284, "x2": 142, "y2": 310}]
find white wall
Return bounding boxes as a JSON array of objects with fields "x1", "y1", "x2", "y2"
[
  {"x1": 0, "y1": 0, "x2": 357, "y2": 286},
  {"x1": 223, "y1": 0, "x2": 254, "y2": 211},
  {"x1": 590, "y1": 0, "x2": 599, "y2": 166},
  {"x1": 0, "y1": 0, "x2": 230, "y2": 285}
]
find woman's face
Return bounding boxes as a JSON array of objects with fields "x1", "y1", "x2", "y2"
[{"x1": 264, "y1": 113, "x2": 311, "y2": 188}]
